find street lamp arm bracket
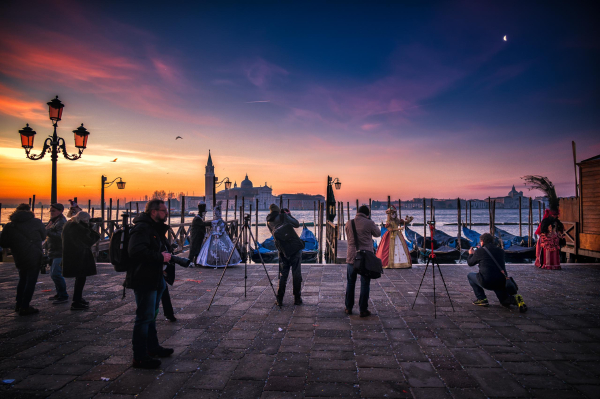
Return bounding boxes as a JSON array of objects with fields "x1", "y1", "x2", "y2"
[
  {"x1": 58, "y1": 137, "x2": 84, "y2": 160},
  {"x1": 25, "y1": 137, "x2": 52, "y2": 160},
  {"x1": 104, "y1": 177, "x2": 124, "y2": 187}
]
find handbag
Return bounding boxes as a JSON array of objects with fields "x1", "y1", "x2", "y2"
[
  {"x1": 351, "y1": 220, "x2": 383, "y2": 279},
  {"x1": 272, "y1": 214, "x2": 305, "y2": 258},
  {"x1": 482, "y1": 247, "x2": 518, "y2": 295}
]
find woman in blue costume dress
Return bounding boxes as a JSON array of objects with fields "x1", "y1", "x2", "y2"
[{"x1": 196, "y1": 201, "x2": 241, "y2": 267}]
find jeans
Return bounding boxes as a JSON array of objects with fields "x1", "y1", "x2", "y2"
[
  {"x1": 345, "y1": 263, "x2": 371, "y2": 313},
  {"x1": 17, "y1": 268, "x2": 40, "y2": 309},
  {"x1": 277, "y1": 250, "x2": 302, "y2": 300},
  {"x1": 161, "y1": 283, "x2": 174, "y2": 318},
  {"x1": 50, "y1": 258, "x2": 68, "y2": 299},
  {"x1": 73, "y1": 276, "x2": 86, "y2": 303},
  {"x1": 467, "y1": 272, "x2": 511, "y2": 306},
  {"x1": 132, "y1": 278, "x2": 165, "y2": 361}
]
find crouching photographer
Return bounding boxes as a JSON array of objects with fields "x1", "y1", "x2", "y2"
[{"x1": 126, "y1": 199, "x2": 176, "y2": 369}]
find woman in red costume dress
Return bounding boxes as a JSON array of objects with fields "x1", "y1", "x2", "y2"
[
  {"x1": 376, "y1": 206, "x2": 413, "y2": 269},
  {"x1": 535, "y1": 217, "x2": 563, "y2": 270}
]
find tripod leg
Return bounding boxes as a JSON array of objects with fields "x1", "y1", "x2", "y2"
[
  {"x1": 432, "y1": 256, "x2": 436, "y2": 319},
  {"x1": 411, "y1": 258, "x2": 430, "y2": 309},
  {"x1": 207, "y1": 235, "x2": 240, "y2": 311},
  {"x1": 435, "y1": 260, "x2": 455, "y2": 311},
  {"x1": 248, "y1": 228, "x2": 281, "y2": 307}
]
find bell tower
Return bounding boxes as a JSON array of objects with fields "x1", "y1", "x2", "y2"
[{"x1": 205, "y1": 150, "x2": 215, "y2": 207}]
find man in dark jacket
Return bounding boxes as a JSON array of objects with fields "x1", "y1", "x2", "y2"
[
  {"x1": 267, "y1": 204, "x2": 303, "y2": 306},
  {"x1": 0, "y1": 204, "x2": 46, "y2": 316},
  {"x1": 46, "y1": 203, "x2": 68, "y2": 304},
  {"x1": 467, "y1": 233, "x2": 526, "y2": 312},
  {"x1": 189, "y1": 203, "x2": 208, "y2": 265},
  {"x1": 126, "y1": 199, "x2": 174, "y2": 369},
  {"x1": 345, "y1": 205, "x2": 380, "y2": 317}
]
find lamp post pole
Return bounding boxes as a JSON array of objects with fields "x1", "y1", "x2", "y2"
[{"x1": 101, "y1": 175, "x2": 126, "y2": 221}]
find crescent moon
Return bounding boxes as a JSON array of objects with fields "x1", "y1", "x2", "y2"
[{"x1": 503, "y1": 35, "x2": 507, "y2": 41}]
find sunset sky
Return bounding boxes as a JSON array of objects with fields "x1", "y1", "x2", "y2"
[{"x1": 1, "y1": 1, "x2": 598, "y2": 204}]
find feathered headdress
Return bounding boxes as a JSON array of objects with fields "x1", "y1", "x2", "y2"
[{"x1": 521, "y1": 175, "x2": 559, "y2": 212}]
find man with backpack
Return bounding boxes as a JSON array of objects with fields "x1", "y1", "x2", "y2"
[
  {"x1": 126, "y1": 199, "x2": 174, "y2": 369},
  {"x1": 267, "y1": 204, "x2": 303, "y2": 306},
  {"x1": 344, "y1": 205, "x2": 380, "y2": 317},
  {"x1": 467, "y1": 233, "x2": 527, "y2": 312}
]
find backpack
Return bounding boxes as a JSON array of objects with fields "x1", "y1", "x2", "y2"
[
  {"x1": 272, "y1": 214, "x2": 305, "y2": 258},
  {"x1": 109, "y1": 226, "x2": 135, "y2": 272}
]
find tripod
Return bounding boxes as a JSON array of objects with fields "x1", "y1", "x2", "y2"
[
  {"x1": 207, "y1": 214, "x2": 280, "y2": 311},
  {"x1": 411, "y1": 221, "x2": 455, "y2": 318}
]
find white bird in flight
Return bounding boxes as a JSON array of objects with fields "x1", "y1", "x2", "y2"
[{"x1": 503, "y1": 35, "x2": 507, "y2": 41}]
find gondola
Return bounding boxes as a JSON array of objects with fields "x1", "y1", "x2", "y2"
[
  {"x1": 404, "y1": 226, "x2": 460, "y2": 263},
  {"x1": 462, "y1": 225, "x2": 536, "y2": 262},
  {"x1": 251, "y1": 225, "x2": 319, "y2": 264}
]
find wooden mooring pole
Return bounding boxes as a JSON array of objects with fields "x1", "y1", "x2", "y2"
[
  {"x1": 314, "y1": 201, "x2": 317, "y2": 235},
  {"x1": 32, "y1": 195, "x2": 36, "y2": 212},
  {"x1": 519, "y1": 199, "x2": 522, "y2": 237},
  {"x1": 528, "y1": 197, "x2": 532, "y2": 247},
  {"x1": 387, "y1": 196, "x2": 391, "y2": 209},
  {"x1": 255, "y1": 198, "x2": 259, "y2": 240},
  {"x1": 457, "y1": 198, "x2": 461, "y2": 253},
  {"x1": 318, "y1": 201, "x2": 324, "y2": 263},
  {"x1": 422, "y1": 198, "x2": 426, "y2": 248},
  {"x1": 234, "y1": 195, "x2": 237, "y2": 222},
  {"x1": 347, "y1": 202, "x2": 350, "y2": 226},
  {"x1": 225, "y1": 199, "x2": 229, "y2": 221},
  {"x1": 398, "y1": 199, "x2": 402, "y2": 219}
]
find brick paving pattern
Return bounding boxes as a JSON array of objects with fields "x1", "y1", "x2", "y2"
[{"x1": 0, "y1": 261, "x2": 599, "y2": 398}]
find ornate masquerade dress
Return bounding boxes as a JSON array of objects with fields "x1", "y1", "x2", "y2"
[
  {"x1": 196, "y1": 203, "x2": 241, "y2": 268},
  {"x1": 376, "y1": 214, "x2": 412, "y2": 269},
  {"x1": 535, "y1": 232, "x2": 562, "y2": 270}
]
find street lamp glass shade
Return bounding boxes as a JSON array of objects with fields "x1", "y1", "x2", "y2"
[
  {"x1": 225, "y1": 181, "x2": 232, "y2": 189},
  {"x1": 19, "y1": 124, "x2": 36, "y2": 149},
  {"x1": 334, "y1": 181, "x2": 342, "y2": 190},
  {"x1": 73, "y1": 124, "x2": 90, "y2": 149},
  {"x1": 47, "y1": 96, "x2": 64, "y2": 121},
  {"x1": 117, "y1": 180, "x2": 126, "y2": 189}
]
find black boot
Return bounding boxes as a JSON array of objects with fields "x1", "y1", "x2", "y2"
[{"x1": 294, "y1": 296, "x2": 303, "y2": 305}]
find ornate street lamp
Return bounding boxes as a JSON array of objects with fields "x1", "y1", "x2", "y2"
[
  {"x1": 213, "y1": 176, "x2": 232, "y2": 208},
  {"x1": 101, "y1": 175, "x2": 126, "y2": 221},
  {"x1": 326, "y1": 176, "x2": 342, "y2": 223},
  {"x1": 18, "y1": 96, "x2": 90, "y2": 204}
]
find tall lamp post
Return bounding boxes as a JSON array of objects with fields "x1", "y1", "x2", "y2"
[
  {"x1": 101, "y1": 176, "x2": 126, "y2": 220},
  {"x1": 326, "y1": 176, "x2": 342, "y2": 222},
  {"x1": 18, "y1": 96, "x2": 90, "y2": 204},
  {"x1": 213, "y1": 176, "x2": 232, "y2": 209}
]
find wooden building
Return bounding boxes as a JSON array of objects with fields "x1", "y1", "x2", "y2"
[{"x1": 561, "y1": 154, "x2": 600, "y2": 260}]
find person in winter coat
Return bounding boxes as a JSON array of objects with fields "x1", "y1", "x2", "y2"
[
  {"x1": 467, "y1": 233, "x2": 527, "y2": 312},
  {"x1": 344, "y1": 205, "x2": 380, "y2": 317},
  {"x1": 267, "y1": 204, "x2": 303, "y2": 306},
  {"x1": 46, "y1": 203, "x2": 69, "y2": 303},
  {"x1": 0, "y1": 204, "x2": 46, "y2": 316},
  {"x1": 189, "y1": 203, "x2": 209, "y2": 265},
  {"x1": 126, "y1": 199, "x2": 174, "y2": 369},
  {"x1": 61, "y1": 211, "x2": 100, "y2": 310}
]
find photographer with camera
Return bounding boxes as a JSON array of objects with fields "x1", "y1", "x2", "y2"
[
  {"x1": 344, "y1": 205, "x2": 380, "y2": 317},
  {"x1": 45, "y1": 203, "x2": 69, "y2": 304},
  {"x1": 61, "y1": 211, "x2": 101, "y2": 310},
  {"x1": 467, "y1": 233, "x2": 527, "y2": 312},
  {"x1": 0, "y1": 204, "x2": 46, "y2": 316},
  {"x1": 267, "y1": 204, "x2": 303, "y2": 306},
  {"x1": 126, "y1": 199, "x2": 175, "y2": 369}
]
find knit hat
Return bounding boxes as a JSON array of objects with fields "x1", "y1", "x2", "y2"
[
  {"x1": 269, "y1": 204, "x2": 280, "y2": 213},
  {"x1": 358, "y1": 205, "x2": 370, "y2": 217},
  {"x1": 50, "y1": 203, "x2": 65, "y2": 212}
]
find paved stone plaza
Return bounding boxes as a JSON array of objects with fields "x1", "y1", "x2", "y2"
[{"x1": 0, "y1": 261, "x2": 599, "y2": 399}]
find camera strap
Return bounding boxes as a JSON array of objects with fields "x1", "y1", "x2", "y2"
[{"x1": 351, "y1": 220, "x2": 360, "y2": 250}]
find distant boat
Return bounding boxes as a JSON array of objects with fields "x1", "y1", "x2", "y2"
[
  {"x1": 251, "y1": 225, "x2": 319, "y2": 264},
  {"x1": 404, "y1": 226, "x2": 460, "y2": 263}
]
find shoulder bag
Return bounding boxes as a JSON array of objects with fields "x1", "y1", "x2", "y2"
[
  {"x1": 482, "y1": 247, "x2": 518, "y2": 295},
  {"x1": 351, "y1": 220, "x2": 383, "y2": 279}
]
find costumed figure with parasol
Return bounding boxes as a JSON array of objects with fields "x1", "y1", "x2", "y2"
[
  {"x1": 376, "y1": 206, "x2": 413, "y2": 268},
  {"x1": 522, "y1": 175, "x2": 564, "y2": 270},
  {"x1": 196, "y1": 201, "x2": 241, "y2": 268}
]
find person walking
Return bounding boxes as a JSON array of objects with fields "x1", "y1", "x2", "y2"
[
  {"x1": 345, "y1": 205, "x2": 381, "y2": 317},
  {"x1": 126, "y1": 199, "x2": 174, "y2": 369},
  {"x1": 0, "y1": 204, "x2": 46, "y2": 316},
  {"x1": 267, "y1": 204, "x2": 303, "y2": 306},
  {"x1": 61, "y1": 211, "x2": 100, "y2": 310},
  {"x1": 46, "y1": 203, "x2": 69, "y2": 304}
]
